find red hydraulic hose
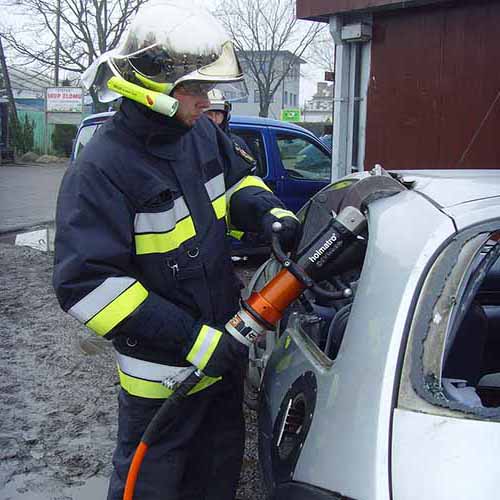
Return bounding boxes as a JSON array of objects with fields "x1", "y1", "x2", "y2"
[
  {"x1": 123, "y1": 442, "x2": 148, "y2": 500},
  {"x1": 123, "y1": 369, "x2": 203, "y2": 500}
]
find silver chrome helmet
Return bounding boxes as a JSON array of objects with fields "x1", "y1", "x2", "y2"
[
  {"x1": 206, "y1": 88, "x2": 232, "y2": 114},
  {"x1": 82, "y1": 1, "x2": 247, "y2": 116},
  {"x1": 205, "y1": 88, "x2": 232, "y2": 129}
]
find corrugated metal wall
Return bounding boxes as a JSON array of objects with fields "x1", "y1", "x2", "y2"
[
  {"x1": 365, "y1": 0, "x2": 500, "y2": 169},
  {"x1": 16, "y1": 110, "x2": 89, "y2": 155},
  {"x1": 17, "y1": 110, "x2": 53, "y2": 154}
]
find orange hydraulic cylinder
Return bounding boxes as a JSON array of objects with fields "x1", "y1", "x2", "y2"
[{"x1": 246, "y1": 269, "x2": 305, "y2": 327}]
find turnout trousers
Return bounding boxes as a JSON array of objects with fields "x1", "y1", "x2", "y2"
[{"x1": 107, "y1": 372, "x2": 245, "y2": 500}]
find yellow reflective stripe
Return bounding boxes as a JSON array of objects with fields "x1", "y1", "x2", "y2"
[
  {"x1": 270, "y1": 208, "x2": 298, "y2": 221},
  {"x1": 69, "y1": 277, "x2": 136, "y2": 324},
  {"x1": 228, "y1": 175, "x2": 272, "y2": 202},
  {"x1": 212, "y1": 194, "x2": 226, "y2": 220},
  {"x1": 186, "y1": 325, "x2": 222, "y2": 371},
  {"x1": 226, "y1": 175, "x2": 271, "y2": 230},
  {"x1": 117, "y1": 367, "x2": 220, "y2": 399},
  {"x1": 228, "y1": 229, "x2": 244, "y2": 240},
  {"x1": 134, "y1": 217, "x2": 196, "y2": 255},
  {"x1": 86, "y1": 282, "x2": 148, "y2": 336}
]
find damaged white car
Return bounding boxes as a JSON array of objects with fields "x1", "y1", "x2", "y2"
[{"x1": 246, "y1": 169, "x2": 500, "y2": 500}]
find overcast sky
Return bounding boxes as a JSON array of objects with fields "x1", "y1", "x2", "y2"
[
  {"x1": 200, "y1": 0, "x2": 328, "y2": 105},
  {"x1": 2, "y1": 0, "x2": 329, "y2": 105}
]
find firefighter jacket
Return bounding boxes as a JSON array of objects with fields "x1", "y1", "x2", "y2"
[{"x1": 53, "y1": 99, "x2": 288, "y2": 399}]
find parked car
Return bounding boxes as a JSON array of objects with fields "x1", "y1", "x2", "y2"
[
  {"x1": 246, "y1": 168, "x2": 500, "y2": 500},
  {"x1": 319, "y1": 133, "x2": 332, "y2": 150},
  {"x1": 71, "y1": 112, "x2": 332, "y2": 254}
]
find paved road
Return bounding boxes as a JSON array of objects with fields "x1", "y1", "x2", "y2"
[{"x1": 0, "y1": 164, "x2": 67, "y2": 234}]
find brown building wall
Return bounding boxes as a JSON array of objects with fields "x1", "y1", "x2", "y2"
[
  {"x1": 365, "y1": 1, "x2": 500, "y2": 169},
  {"x1": 297, "y1": 0, "x2": 444, "y2": 20}
]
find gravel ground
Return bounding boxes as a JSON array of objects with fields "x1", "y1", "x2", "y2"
[{"x1": 0, "y1": 243, "x2": 265, "y2": 500}]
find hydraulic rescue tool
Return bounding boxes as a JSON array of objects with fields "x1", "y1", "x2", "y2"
[
  {"x1": 123, "y1": 204, "x2": 367, "y2": 500},
  {"x1": 224, "y1": 205, "x2": 367, "y2": 346}
]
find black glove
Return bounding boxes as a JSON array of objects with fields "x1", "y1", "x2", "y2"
[
  {"x1": 262, "y1": 208, "x2": 302, "y2": 253},
  {"x1": 186, "y1": 324, "x2": 248, "y2": 378}
]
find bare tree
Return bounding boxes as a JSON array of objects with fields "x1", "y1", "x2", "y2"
[
  {"x1": 0, "y1": 0, "x2": 146, "y2": 108},
  {"x1": 308, "y1": 34, "x2": 335, "y2": 74},
  {"x1": 215, "y1": 0, "x2": 324, "y2": 117},
  {"x1": 0, "y1": 35, "x2": 18, "y2": 125}
]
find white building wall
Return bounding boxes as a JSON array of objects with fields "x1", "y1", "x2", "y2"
[
  {"x1": 232, "y1": 54, "x2": 301, "y2": 118},
  {"x1": 302, "y1": 110, "x2": 332, "y2": 122}
]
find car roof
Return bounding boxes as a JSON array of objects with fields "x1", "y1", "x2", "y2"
[
  {"x1": 80, "y1": 111, "x2": 317, "y2": 136},
  {"x1": 230, "y1": 114, "x2": 315, "y2": 134},
  {"x1": 399, "y1": 169, "x2": 500, "y2": 208},
  {"x1": 80, "y1": 111, "x2": 115, "y2": 126}
]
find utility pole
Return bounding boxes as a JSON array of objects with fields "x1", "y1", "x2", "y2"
[
  {"x1": 104, "y1": 0, "x2": 108, "y2": 40},
  {"x1": 0, "y1": 35, "x2": 18, "y2": 127},
  {"x1": 54, "y1": 0, "x2": 61, "y2": 85}
]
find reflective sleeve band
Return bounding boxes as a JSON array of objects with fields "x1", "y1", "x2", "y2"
[
  {"x1": 69, "y1": 277, "x2": 148, "y2": 336},
  {"x1": 205, "y1": 174, "x2": 225, "y2": 201},
  {"x1": 69, "y1": 277, "x2": 136, "y2": 323},
  {"x1": 205, "y1": 174, "x2": 227, "y2": 220},
  {"x1": 85, "y1": 282, "x2": 148, "y2": 336},
  {"x1": 186, "y1": 325, "x2": 223, "y2": 371},
  {"x1": 212, "y1": 195, "x2": 226, "y2": 220},
  {"x1": 134, "y1": 197, "x2": 189, "y2": 234},
  {"x1": 226, "y1": 175, "x2": 271, "y2": 230},
  {"x1": 226, "y1": 175, "x2": 271, "y2": 202},
  {"x1": 134, "y1": 195, "x2": 197, "y2": 255},
  {"x1": 135, "y1": 217, "x2": 196, "y2": 255},
  {"x1": 228, "y1": 229, "x2": 244, "y2": 240},
  {"x1": 116, "y1": 355, "x2": 220, "y2": 399},
  {"x1": 269, "y1": 207, "x2": 298, "y2": 221}
]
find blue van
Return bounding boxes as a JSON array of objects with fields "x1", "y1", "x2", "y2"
[{"x1": 72, "y1": 112, "x2": 332, "y2": 253}]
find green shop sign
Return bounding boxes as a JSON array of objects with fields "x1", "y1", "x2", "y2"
[{"x1": 281, "y1": 108, "x2": 301, "y2": 122}]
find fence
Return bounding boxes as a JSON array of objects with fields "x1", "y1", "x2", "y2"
[
  {"x1": 17, "y1": 108, "x2": 89, "y2": 155},
  {"x1": 17, "y1": 109, "x2": 50, "y2": 154}
]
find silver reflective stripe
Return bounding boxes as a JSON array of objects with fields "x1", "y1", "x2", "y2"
[
  {"x1": 190, "y1": 326, "x2": 220, "y2": 368},
  {"x1": 226, "y1": 178, "x2": 244, "y2": 199},
  {"x1": 116, "y1": 352, "x2": 195, "y2": 382},
  {"x1": 205, "y1": 173, "x2": 225, "y2": 201},
  {"x1": 134, "y1": 196, "x2": 190, "y2": 234},
  {"x1": 69, "y1": 276, "x2": 136, "y2": 323}
]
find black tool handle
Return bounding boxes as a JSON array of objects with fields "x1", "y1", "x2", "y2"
[
  {"x1": 142, "y1": 369, "x2": 204, "y2": 447},
  {"x1": 271, "y1": 221, "x2": 350, "y2": 300}
]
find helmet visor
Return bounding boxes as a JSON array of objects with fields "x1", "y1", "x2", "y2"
[
  {"x1": 211, "y1": 81, "x2": 248, "y2": 102},
  {"x1": 175, "y1": 80, "x2": 248, "y2": 102}
]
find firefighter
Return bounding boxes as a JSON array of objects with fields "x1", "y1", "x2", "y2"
[
  {"x1": 205, "y1": 88, "x2": 232, "y2": 129},
  {"x1": 52, "y1": 2, "x2": 300, "y2": 500},
  {"x1": 204, "y1": 88, "x2": 251, "y2": 153}
]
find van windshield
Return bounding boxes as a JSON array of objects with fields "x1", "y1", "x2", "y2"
[{"x1": 73, "y1": 124, "x2": 100, "y2": 160}]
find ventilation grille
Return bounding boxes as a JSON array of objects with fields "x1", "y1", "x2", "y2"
[{"x1": 276, "y1": 393, "x2": 306, "y2": 460}]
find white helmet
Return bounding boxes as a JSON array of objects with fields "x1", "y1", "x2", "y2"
[
  {"x1": 206, "y1": 88, "x2": 231, "y2": 114},
  {"x1": 82, "y1": 1, "x2": 247, "y2": 117}
]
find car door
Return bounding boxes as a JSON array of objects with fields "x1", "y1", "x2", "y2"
[
  {"x1": 228, "y1": 124, "x2": 275, "y2": 254},
  {"x1": 229, "y1": 124, "x2": 270, "y2": 183},
  {"x1": 392, "y1": 201, "x2": 500, "y2": 500},
  {"x1": 270, "y1": 129, "x2": 331, "y2": 213}
]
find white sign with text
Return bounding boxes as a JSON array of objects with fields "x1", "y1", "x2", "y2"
[{"x1": 46, "y1": 87, "x2": 83, "y2": 113}]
